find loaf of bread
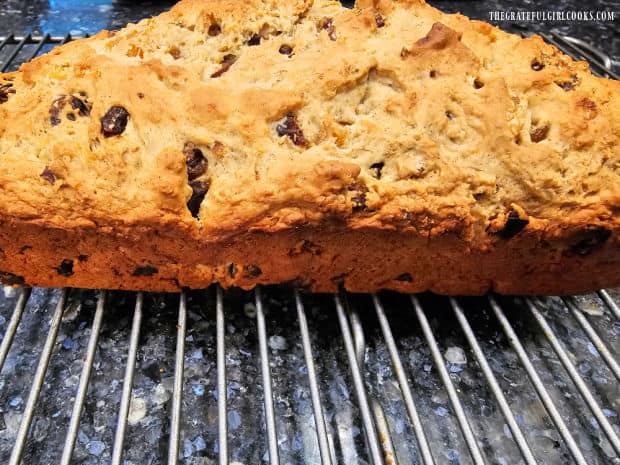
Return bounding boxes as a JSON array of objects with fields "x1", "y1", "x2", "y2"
[{"x1": 0, "y1": 0, "x2": 618, "y2": 295}]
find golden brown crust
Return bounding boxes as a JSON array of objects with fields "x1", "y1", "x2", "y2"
[
  {"x1": 1, "y1": 218, "x2": 619, "y2": 295},
  {"x1": 0, "y1": 0, "x2": 619, "y2": 294}
]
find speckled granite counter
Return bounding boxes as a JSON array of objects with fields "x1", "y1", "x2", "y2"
[
  {"x1": 0, "y1": 0, "x2": 618, "y2": 60},
  {"x1": 1, "y1": 287, "x2": 619, "y2": 465}
]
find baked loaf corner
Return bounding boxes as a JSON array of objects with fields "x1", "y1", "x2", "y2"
[{"x1": 0, "y1": 0, "x2": 619, "y2": 294}]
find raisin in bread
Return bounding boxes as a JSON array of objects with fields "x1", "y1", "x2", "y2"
[{"x1": 0, "y1": 0, "x2": 619, "y2": 294}]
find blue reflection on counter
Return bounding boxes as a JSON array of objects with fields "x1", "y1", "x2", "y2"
[{"x1": 40, "y1": 0, "x2": 114, "y2": 36}]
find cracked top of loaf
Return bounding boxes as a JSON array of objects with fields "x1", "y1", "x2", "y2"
[{"x1": 0, "y1": 0, "x2": 618, "y2": 246}]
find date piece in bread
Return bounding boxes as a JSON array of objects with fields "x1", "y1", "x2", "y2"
[{"x1": 0, "y1": 0, "x2": 619, "y2": 295}]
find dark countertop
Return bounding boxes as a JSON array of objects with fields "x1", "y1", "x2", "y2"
[{"x1": 0, "y1": 0, "x2": 618, "y2": 61}]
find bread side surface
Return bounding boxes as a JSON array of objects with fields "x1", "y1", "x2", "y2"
[
  {"x1": 0, "y1": 0, "x2": 618, "y2": 293},
  {"x1": 2, "y1": 220, "x2": 619, "y2": 295}
]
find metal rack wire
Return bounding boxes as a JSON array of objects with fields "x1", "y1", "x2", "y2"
[
  {"x1": 0, "y1": 31, "x2": 618, "y2": 465},
  {"x1": 538, "y1": 31, "x2": 619, "y2": 80},
  {"x1": 0, "y1": 35, "x2": 75, "y2": 72},
  {"x1": 0, "y1": 287, "x2": 618, "y2": 465}
]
